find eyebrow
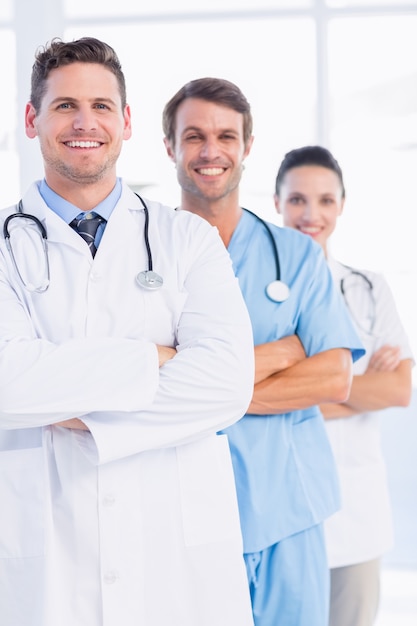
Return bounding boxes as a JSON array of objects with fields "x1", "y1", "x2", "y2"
[
  {"x1": 49, "y1": 97, "x2": 118, "y2": 107},
  {"x1": 181, "y1": 125, "x2": 202, "y2": 134},
  {"x1": 181, "y1": 125, "x2": 239, "y2": 135}
]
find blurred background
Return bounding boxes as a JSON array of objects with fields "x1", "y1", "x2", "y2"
[{"x1": 1, "y1": 1, "x2": 416, "y2": 622}]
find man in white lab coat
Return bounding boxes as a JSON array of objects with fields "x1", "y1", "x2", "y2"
[{"x1": 0, "y1": 37, "x2": 255, "y2": 626}]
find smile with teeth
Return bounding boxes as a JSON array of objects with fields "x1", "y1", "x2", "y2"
[
  {"x1": 65, "y1": 140, "x2": 102, "y2": 148},
  {"x1": 196, "y1": 167, "x2": 225, "y2": 176},
  {"x1": 300, "y1": 226, "x2": 321, "y2": 235}
]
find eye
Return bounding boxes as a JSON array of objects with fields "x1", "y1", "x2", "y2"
[
  {"x1": 288, "y1": 195, "x2": 304, "y2": 205},
  {"x1": 184, "y1": 133, "x2": 201, "y2": 142},
  {"x1": 57, "y1": 102, "x2": 73, "y2": 110},
  {"x1": 94, "y1": 103, "x2": 109, "y2": 110}
]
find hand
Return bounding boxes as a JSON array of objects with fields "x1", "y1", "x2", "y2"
[
  {"x1": 157, "y1": 345, "x2": 176, "y2": 367},
  {"x1": 367, "y1": 345, "x2": 401, "y2": 372},
  {"x1": 254, "y1": 335, "x2": 306, "y2": 383},
  {"x1": 54, "y1": 418, "x2": 90, "y2": 430}
]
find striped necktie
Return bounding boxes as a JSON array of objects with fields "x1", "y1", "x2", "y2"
[{"x1": 70, "y1": 212, "x2": 106, "y2": 257}]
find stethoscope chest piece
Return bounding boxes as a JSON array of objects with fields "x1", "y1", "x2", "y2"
[
  {"x1": 266, "y1": 279, "x2": 290, "y2": 303},
  {"x1": 136, "y1": 270, "x2": 163, "y2": 291}
]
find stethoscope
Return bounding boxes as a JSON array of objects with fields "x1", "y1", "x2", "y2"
[
  {"x1": 134, "y1": 194, "x2": 164, "y2": 291},
  {"x1": 242, "y1": 208, "x2": 290, "y2": 302},
  {"x1": 4, "y1": 200, "x2": 50, "y2": 292},
  {"x1": 3, "y1": 194, "x2": 164, "y2": 293},
  {"x1": 340, "y1": 266, "x2": 376, "y2": 335}
]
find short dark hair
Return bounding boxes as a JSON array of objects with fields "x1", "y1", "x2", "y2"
[
  {"x1": 30, "y1": 37, "x2": 127, "y2": 112},
  {"x1": 275, "y1": 145, "x2": 345, "y2": 198},
  {"x1": 162, "y1": 77, "x2": 253, "y2": 146}
]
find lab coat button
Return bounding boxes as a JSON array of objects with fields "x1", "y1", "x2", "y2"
[
  {"x1": 102, "y1": 494, "x2": 116, "y2": 507},
  {"x1": 90, "y1": 272, "x2": 100, "y2": 282},
  {"x1": 103, "y1": 571, "x2": 119, "y2": 585}
]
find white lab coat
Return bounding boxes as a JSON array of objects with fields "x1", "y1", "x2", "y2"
[
  {"x1": 324, "y1": 258, "x2": 414, "y2": 568},
  {"x1": 0, "y1": 182, "x2": 255, "y2": 626}
]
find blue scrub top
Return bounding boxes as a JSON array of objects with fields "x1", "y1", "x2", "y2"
[{"x1": 221, "y1": 210, "x2": 365, "y2": 553}]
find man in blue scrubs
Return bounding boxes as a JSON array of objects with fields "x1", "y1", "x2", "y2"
[{"x1": 162, "y1": 78, "x2": 364, "y2": 626}]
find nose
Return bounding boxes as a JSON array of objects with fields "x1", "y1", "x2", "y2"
[
  {"x1": 199, "y1": 137, "x2": 220, "y2": 160},
  {"x1": 72, "y1": 106, "x2": 98, "y2": 131},
  {"x1": 302, "y1": 200, "x2": 320, "y2": 221}
]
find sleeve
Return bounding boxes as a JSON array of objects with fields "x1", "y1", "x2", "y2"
[
  {"x1": 0, "y1": 305, "x2": 160, "y2": 427},
  {"x1": 80, "y1": 224, "x2": 255, "y2": 465},
  {"x1": 296, "y1": 244, "x2": 365, "y2": 362}
]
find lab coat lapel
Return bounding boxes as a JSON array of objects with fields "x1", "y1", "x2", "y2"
[
  {"x1": 96, "y1": 186, "x2": 144, "y2": 259},
  {"x1": 21, "y1": 182, "x2": 91, "y2": 255},
  {"x1": 21, "y1": 181, "x2": 145, "y2": 257}
]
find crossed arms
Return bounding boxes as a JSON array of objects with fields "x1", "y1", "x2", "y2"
[
  {"x1": 250, "y1": 335, "x2": 352, "y2": 415},
  {"x1": 320, "y1": 345, "x2": 412, "y2": 419},
  {"x1": 59, "y1": 337, "x2": 411, "y2": 429},
  {"x1": 252, "y1": 335, "x2": 411, "y2": 419}
]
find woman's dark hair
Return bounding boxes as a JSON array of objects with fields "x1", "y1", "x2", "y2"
[
  {"x1": 162, "y1": 77, "x2": 253, "y2": 146},
  {"x1": 30, "y1": 37, "x2": 127, "y2": 112},
  {"x1": 275, "y1": 145, "x2": 345, "y2": 198}
]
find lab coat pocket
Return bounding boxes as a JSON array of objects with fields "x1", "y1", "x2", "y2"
[
  {"x1": 177, "y1": 434, "x2": 243, "y2": 547},
  {"x1": 0, "y1": 447, "x2": 45, "y2": 558}
]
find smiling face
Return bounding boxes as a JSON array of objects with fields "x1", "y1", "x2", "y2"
[
  {"x1": 274, "y1": 164, "x2": 345, "y2": 256},
  {"x1": 164, "y1": 97, "x2": 253, "y2": 214},
  {"x1": 25, "y1": 62, "x2": 131, "y2": 194}
]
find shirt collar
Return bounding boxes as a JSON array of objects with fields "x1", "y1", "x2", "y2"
[{"x1": 38, "y1": 178, "x2": 122, "y2": 224}]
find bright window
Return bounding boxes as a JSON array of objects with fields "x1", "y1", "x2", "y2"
[
  {"x1": 0, "y1": 29, "x2": 19, "y2": 208},
  {"x1": 0, "y1": 0, "x2": 12, "y2": 20},
  {"x1": 327, "y1": 0, "x2": 417, "y2": 6},
  {"x1": 65, "y1": 0, "x2": 312, "y2": 18}
]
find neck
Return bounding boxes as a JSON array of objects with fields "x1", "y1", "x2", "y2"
[
  {"x1": 180, "y1": 192, "x2": 242, "y2": 248},
  {"x1": 44, "y1": 173, "x2": 117, "y2": 212}
]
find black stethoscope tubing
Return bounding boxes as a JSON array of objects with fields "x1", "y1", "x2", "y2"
[
  {"x1": 4, "y1": 200, "x2": 50, "y2": 292},
  {"x1": 3, "y1": 199, "x2": 47, "y2": 240},
  {"x1": 134, "y1": 194, "x2": 164, "y2": 290},
  {"x1": 340, "y1": 268, "x2": 373, "y2": 295},
  {"x1": 242, "y1": 208, "x2": 282, "y2": 282},
  {"x1": 340, "y1": 266, "x2": 375, "y2": 335},
  {"x1": 137, "y1": 193, "x2": 153, "y2": 272},
  {"x1": 3, "y1": 194, "x2": 163, "y2": 292},
  {"x1": 242, "y1": 208, "x2": 290, "y2": 302}
]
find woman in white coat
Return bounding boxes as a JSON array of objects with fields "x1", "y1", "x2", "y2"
[
  {"x1": 0, "y1": 38, "x2": 255, "y2": 626},
  {"x1": 274, "y1": 145, "x2": 413, "y2": 626}
]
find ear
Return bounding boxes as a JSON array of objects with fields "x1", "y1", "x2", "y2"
[
  {"x1": 163, "y1": 137, "x2": 176, "y2": 162},
  {"x1": 339, "y1": 197, "x2": 345, "y2": 217},
  {"x1": 25, "y1": 103, "x2": 38, "y2": 139},
  {"x1": 123, "y1": 104, "x2": 132, "y2": 140},
  {"x1": 273, "y1": 194, "x2": 282, "y2": 214},
  {"x1": 243, "y1": 135, "x2": 254, "y2": 160}
]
